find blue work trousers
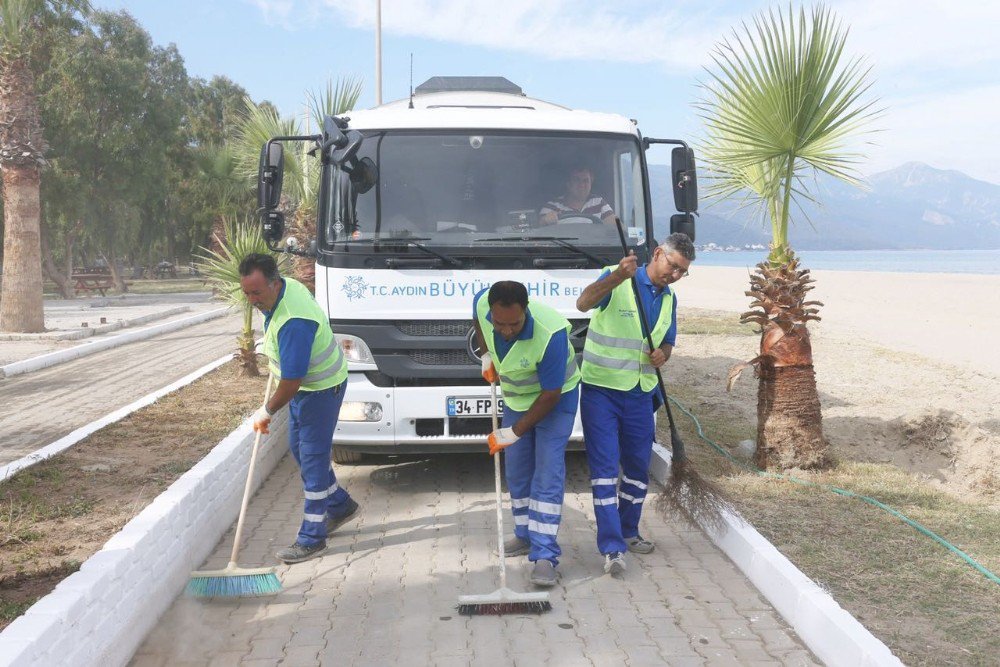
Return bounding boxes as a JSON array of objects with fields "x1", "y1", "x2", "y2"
[
  {"x1": 288, "y1": 382, "x2": 352, "y2": 546},
  {"x1": 501, "y1": 387, "x2": 578, "y2": 566},
  {"x1": 580, "y1": 383, "x2": 655, "y2": 555}
]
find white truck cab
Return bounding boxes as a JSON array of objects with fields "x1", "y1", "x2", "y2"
[{"x1": 257, "y1": 77, "x2": 697, "y2": 462}]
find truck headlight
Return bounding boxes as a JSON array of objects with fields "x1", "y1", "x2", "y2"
[
  {"x1": 340, "y1": 401, "x2": 383, "y2": 422},
  {"x1": 336, "y1": 334, "x2": 375, "y2": 364}
]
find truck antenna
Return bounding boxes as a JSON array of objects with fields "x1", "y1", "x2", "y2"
[{"x1": 408, "y1": 53, "x2": 414, "y2": 109}]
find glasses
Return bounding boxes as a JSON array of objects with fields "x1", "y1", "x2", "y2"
[{"x1": 661, "y1": 255, "x2": 690, "y2": 277}]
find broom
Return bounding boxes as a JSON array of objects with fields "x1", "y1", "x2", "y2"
[
  {"x1": 187, "y1": 373, "x2": 282, "y2": 597},
  {"x1": 457, "y1": 380, "x2": 552, "y2": 615},
  {"x1": 612, "y1": 219, "x2": 730, "y2": 528}
]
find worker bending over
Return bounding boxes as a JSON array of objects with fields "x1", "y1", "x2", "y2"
[
  {"x1": 474, "y1": 281, "x2": 581, "y2": 587},
  {"x1": 575, "y1": 233, "x2": 695, "y2": 575}
]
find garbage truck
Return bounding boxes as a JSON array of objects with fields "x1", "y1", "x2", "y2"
[{"x1": 256, "y1": 76, "x2": 697, "y2": 462}]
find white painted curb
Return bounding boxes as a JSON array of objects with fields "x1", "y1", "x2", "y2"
[
  {"x1": 0, "y1": 404, "x2": 289, "y2": 667},
  {"x1": 0, "y1": 307, "x2": 229, "y2": 379},
  {"x1": 0, "y1": 352, "x2": 232, "y2": 482},
  {"x1": 649, "y1": 443, "x2": 903, "y2": 667}
]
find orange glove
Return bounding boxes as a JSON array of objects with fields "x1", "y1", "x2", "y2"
[
  {"x1": 487, "y1": 427, "x2": 518, "y2": 455},
  {"x1": 252, "y1": 406, "x2": 271, "y2": 434},
  {"x1": 481, "y1": 352, "x2": 498, "y2": 384}
]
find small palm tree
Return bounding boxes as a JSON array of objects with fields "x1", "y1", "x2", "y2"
[
  {"x1": 195, "y1": 215, "x2": 284, "y2": 376},
  {"x1": 700, "y1": 4, "x2": 880, "y2": 469}
]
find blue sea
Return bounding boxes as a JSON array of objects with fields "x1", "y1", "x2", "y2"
[{"x1": 694, "y1": 249, "x2": 1000, "y2": 275}]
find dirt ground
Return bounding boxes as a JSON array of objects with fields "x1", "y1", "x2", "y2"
[{"x1": 0, "y1": 363, "x2": 266, "y2": 628}]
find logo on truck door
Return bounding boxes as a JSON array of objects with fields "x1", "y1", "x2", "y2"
[{"x1": 341, "y1": 275, "x2": 369, "y2": 301}]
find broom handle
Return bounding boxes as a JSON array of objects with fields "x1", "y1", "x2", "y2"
[
  {"x1": 491, "y1": 380, "x2": 507, "y2": 590},
  {"x1": 229, "y1": 373, "x2": 275, "y2": 567}
]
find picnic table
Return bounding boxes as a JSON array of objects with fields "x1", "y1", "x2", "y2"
[{"x1": 72, "y1": 272, "x2": 115, "y2": 296}]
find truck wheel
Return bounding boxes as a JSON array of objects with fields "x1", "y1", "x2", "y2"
[{"x1": 332, "y1": 447, "x2": 363, "y2": 464}]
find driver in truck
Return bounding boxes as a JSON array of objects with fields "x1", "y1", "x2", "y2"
[{"x1": 538, "y1": 165, "x2": 615, "y2": 226}]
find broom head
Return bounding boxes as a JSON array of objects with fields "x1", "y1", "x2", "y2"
[
  {"x1": 457, "y1": 587, "x2": 552, "y2": 615},
  {"x1": 186, "y1": 562, "x2": 281, "y2": 598}
]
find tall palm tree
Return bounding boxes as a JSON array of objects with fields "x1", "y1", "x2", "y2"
[
  {"x1": 700, "y1": 4, "x2": 880, "y2": 469},
  {"x1": 195, "y1": 215, "x2": 284, "y2": 376},
  {"x1": 230, "y1": 77, "x2": 362, "y2": 291},
  {"x1": 0, "y1": 0, "x2": 87, "y2": 331}
]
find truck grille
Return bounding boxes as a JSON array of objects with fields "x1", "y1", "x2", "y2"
[
  {"x1": 396, "y1": 321, "x2": 470, "y2": 336},
  {"x1": 409, "y1": 349, "x2": 473, "y2": 366}
]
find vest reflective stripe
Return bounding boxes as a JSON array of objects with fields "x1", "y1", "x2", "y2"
[
  {"x1": 476, "y1": 298, "x2": 581, "y2": 411},
  {"x1": 582, "y1": 265, "x2": 674, "y2": 392},
  {"x1": 263, "y1": 277, "x2": 347, "y2": 392}
]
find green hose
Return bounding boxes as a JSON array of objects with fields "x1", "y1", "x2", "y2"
[{"x1": 667, "y1": 395, "x2": 1000, "y2": 587}]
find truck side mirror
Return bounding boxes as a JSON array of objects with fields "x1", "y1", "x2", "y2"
[
  {"x1": 671, "y1": 147, "x2": 698, "y2": 213},
  {"x1": 670, "y1": 213, "x2": 696, "y2": 243},
  {"x1": 258, "y1": 141, "x2": 284, "y2": 210}
]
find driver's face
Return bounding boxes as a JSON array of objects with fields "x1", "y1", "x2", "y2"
[{"x1": 566, "y1": 169, "x2": 593, "y2": 200}]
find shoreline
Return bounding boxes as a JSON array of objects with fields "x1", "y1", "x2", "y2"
[{"x1": 677, "y1": 266, "x2": 1000, "y2": 378}]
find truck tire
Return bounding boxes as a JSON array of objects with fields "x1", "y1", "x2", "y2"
[{"x1": 332, "y1": 447, "x2": 363, "y2": 464}]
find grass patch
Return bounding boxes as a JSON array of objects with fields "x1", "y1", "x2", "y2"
[
  {"x1": 661, "y1": 313, "x2": 1000, "y2": 666},
  {"x1": 126, "y1": 278, "x2": 208, "y2": 294}
]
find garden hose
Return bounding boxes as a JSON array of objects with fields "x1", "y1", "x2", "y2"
[{"x1": 666, "y1": 394, "x2": 1000, "y2": 587}]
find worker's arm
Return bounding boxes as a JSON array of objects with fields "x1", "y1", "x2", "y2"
[
  {"x1": 252, "y1": 318, "x2": 317, "y2": 433},
  {"x1": 265, "y1": 377, "x2": 303, "y2": 415},
  {"x1": 576, "y1": 253, "x2": 637, "y2": 312},
  {"x1": 510, "y1": 389, "x2": 561, "y2": 436},
  {"x1": 647, "y1": 295, "x2": 677, "y2": 369}
]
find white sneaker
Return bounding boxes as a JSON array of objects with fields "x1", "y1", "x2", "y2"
[{"x1": 604, "y1": 551, "x2": 626, "y2": 576}]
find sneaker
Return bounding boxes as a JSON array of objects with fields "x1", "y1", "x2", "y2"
[
  {"x1": 497, "y1": 536, "x2": 530, "y2": 558},
  {"x1": 625, "y1": 535, "x2": 655, "y2": 554},
  {"x1": 529, "y1": 560, "x2": 559, "y2": 587},
  {"x1": 326, "y1": 498, "x2": 359, "y2": 534},
  {"x1": 276, "y1": 541, "x2": 326, "y2": 564},
  {"x1": 604, "y1": 552, "x2": 627, "y2": 576}
]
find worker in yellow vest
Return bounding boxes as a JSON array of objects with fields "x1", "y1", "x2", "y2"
[
  {"x1": 575, "y1": 234, "x2": 695, "y2": 576},
  {"x1": 240, "y1": 253, "x2": 358, "y2": 565},
  {"x1": 473, "y1": 281, "x2": 581, "y2": 588}
]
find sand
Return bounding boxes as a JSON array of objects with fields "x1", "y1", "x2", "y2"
[{"x1": 673, "y1": 265, "x2": 1000, "y2": 502}]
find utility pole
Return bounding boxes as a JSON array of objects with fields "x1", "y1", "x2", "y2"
[{"x1": 375, "y1": 0, "x2": 383, "y2": 105}]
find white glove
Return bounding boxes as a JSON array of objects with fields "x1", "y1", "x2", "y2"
[
  {"x1": 252, "y1": 405, "x2": 272, "y2": 434},
  {"x1": 488, "y1": 427, "x2": 518, "y2": 455},
  {"x1": 481, "y1": 351, "x2": 498, "y2": 383}
]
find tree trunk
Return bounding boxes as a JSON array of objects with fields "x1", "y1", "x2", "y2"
[
  {"x1": 40, "y1": 233, "x2": 72, "y2": 299},
  {"x1": 0, "y1": 164, "x2": 45, "y2": 331},
  {"x1": 754, "y1": 355, "x2": 828, "y2": 470}
]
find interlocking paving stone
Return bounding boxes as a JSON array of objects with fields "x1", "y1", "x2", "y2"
[{"x1": 134, "y1": 453, "x2": 818, "y2": 666}]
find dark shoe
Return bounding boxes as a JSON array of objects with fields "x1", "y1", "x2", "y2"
[
  {"x1": 604, "y1": 552, "x2": 627, "y2": 576},
  {"x1": 626, "y1": 535, "x2": 654, "y2": 554},
  {"x1": 276, "y1": 541, "x2": 326, "y2": 564},
  {"x1": 529, "y1": 560, "x2": 559, "y2": 587},
  {"x1": 497, "y1": 536, "x2": 530, "y2": 558},
  {"x1": 326, "y1": 499, "x2": 359, "y2": 534}
]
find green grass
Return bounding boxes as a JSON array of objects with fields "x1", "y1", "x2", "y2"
[
  {"x1": 661, "y1": 314, "x2": 1000, "y2": 666},
  {"x1": 124, "y1": 278, "x2": 209, "y2": 294}
]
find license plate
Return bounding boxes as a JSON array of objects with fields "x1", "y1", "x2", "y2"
[{"x1": 447, "y1": 396, "x2": 504, "y2": 417}]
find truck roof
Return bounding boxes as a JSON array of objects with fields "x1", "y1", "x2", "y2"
[{"x1": 346, "y1": 90, "x2": 640, "y2": 136}]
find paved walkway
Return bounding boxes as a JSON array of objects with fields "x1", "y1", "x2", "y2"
[{"x1": 134, "y1": 453, "x2": 818, "y2": 666}]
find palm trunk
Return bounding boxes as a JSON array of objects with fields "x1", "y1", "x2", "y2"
[{"x1": 0, "y1": 163, "x2": 45, "y2": 331}]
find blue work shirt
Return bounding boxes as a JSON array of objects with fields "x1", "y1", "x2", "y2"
[
  {"x1": 473, "y1": 288, "x2": 576, "y2": 410},
  {"x1": 263, "y1": 280, "x2": 319, "y2": 381},
  {"x1": 593, "y1": 265, "x2": 677, "y2": 398}
]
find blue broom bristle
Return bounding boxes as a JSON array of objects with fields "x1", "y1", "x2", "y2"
[{"x1": 186, "y1": 572, "x2": 282, "y2": 598}]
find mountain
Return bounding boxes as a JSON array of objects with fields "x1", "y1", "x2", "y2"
[{"x1": 649, "y1": 162, "x2": 1000, "y2": 250}]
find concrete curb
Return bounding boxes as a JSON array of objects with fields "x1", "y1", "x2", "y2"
[
  {"x1": 649, "y1": 443, "x2": 903, "y2": 667},
  {"x1": 0, "y1": 307, "x2": 229, "y2": 379},
  {"x1": 0, "y1": 352, "x2": 231, "y2": 482},
  {"x1": 0, "y1": 397, "x2": 288, "y2": 667}
]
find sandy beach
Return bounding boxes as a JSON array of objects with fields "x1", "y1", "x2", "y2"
[{"x1": 673, "y1": 265, "x2": 1000, "y2": 502}]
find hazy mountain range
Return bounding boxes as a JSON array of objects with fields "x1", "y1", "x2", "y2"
[{"x1": 649, "y1": 162, "x2": 1000, "y2": 250}]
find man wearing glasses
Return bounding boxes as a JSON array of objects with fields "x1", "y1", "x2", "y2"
[{"x1": 575, "y1": 233, "x2": 695, "y2": 576}]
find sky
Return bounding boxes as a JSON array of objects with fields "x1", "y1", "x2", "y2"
[{"x1": 92, "y1": 0, "x2": 1000, "y2": 184}]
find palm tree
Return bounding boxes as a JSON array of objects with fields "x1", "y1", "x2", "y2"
[
  {"x1": 0, "y1": 1, "x2": 87, "y2": 331},
  {"x1": 230, "y1": 77, "x2": 362, "y2": 291},
  {"x1": 700, "y1": 4, "x2": 880, "y2": 469},
  {"x1": 195, "y1": 215, "x2": 285, "y2": 376}
]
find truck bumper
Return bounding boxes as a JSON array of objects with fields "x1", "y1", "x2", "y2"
[{"x1": 333, "y1": 372, "x2": 585, "y2": 454}]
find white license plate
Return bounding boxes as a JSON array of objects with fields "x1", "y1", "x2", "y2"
[{"x1": 447, "y1": 396, "x2": 504, "y2": 417}]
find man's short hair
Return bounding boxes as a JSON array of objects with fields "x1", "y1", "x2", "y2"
[
  {"x1": 488, "y1": 281, "x2": 529, "y2": 309},
  {"x1": 238, "y1": 253, "x2": 280, "y2": 282},
  {"x1": 662, "y1": 233, "x2": 696, "y2": 261}
]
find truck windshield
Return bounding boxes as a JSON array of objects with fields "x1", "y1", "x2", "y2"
[{"x1": 321, "y1": 132, "x2": 648, "y2": 249}]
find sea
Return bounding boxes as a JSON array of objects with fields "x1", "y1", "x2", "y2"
[{"x1": 694, "y1": 249, "x2": 1000, "y2": 275}]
